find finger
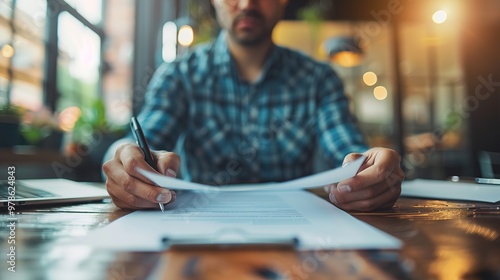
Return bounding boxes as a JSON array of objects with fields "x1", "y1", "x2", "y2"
[
  {"x1": 338, "y1": 151, "x2": 401, "y2": 193},
  {"x1": 377, "y1": 195, "x2": 400, "y2": 210},
  {"x1": 104, "y1": 159, "x2": 175, "y2": 205},
  {"x1": 323, "y1": 183, "x2": 337, "y2": 193},
  {"x1": 106, "y1": 177, "x2": 161, "y2": 209},
  {"x1": 116, "y1": 144, "x2": 161, "y2": 184},
  {"x1": 155, "y1": 151, "x2": 181, "y2": 177},
  {"x1": 107, "y1": 177, "x2": 177, "y2": 210},
  {"x1": 333, "y1": 168, "x2": 404, "y2": 204},
  {"x1": 342, "y1": 153, "x2": 365, "y2": 167},
  {"x1": 335, "y1": 184, "x2": 401, "y2": 212},
  {"x1": 332, "y1": 180, "x2": 387, "y2": 204},
  {"x1": 107, "y1": 179, "x2": 177, "y2": 210}
]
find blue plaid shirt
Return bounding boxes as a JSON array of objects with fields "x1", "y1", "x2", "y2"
[{"x1": 138, "y1": 32, "x2": 368, "y2": 185}]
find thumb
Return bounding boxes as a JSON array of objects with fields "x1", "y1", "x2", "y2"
[
  {"x1": 342, "y1": 153, "x2": 364, "y2": 167},
  {"x1": 153, "y1": 151, "x2": 181, "y2": 178}
]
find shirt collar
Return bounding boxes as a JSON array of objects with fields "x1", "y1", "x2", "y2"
[{"x1": 213, "y1": 31, "x2": 232, "y2": 75}]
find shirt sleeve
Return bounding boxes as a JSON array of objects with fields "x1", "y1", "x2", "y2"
[
  {"x1": 136, "y1": 62, "x2": 187, "y2": 151},
  {"x1": 316, "y1": 66, "x2": 369, "y2": 167}
]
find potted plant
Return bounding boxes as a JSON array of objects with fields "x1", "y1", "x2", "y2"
[
  {"x1": 0, "y1": 104, "x2": 23, "y2": 148},
  {"x1": 67, "y1": 99, "x2": 126, "y2": 181},
  {"x1": 20, "y1": 106, "x2": 64, "y2": 150}
]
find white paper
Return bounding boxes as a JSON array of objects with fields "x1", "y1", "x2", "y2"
[
  {"x1": 73, "y1": 190, "x2": 401, "y2": 251},
  {"x1": 137, "y1": 156, "x2": 366, "y2": 192},
  {"x1": 401, "y1": 179, "x2": 500, "y2": 203}
]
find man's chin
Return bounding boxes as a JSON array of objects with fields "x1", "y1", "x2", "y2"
[{"x1": 230, "y1": 32, "x2": 267, "y2": 46}]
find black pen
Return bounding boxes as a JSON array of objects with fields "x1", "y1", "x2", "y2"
[{"x1": 130, "y1": 117, "x2": 164, "y2": 212}]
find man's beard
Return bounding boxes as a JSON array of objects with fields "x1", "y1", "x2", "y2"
[
  {"x1": 229, "y1": 10, "x2": 271, "y2": 46},
  {"x1": 229, "y1": 29, "x2": 271, "y2": 46}
]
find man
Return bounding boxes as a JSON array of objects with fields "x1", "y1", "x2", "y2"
[{"x1": 103, "y1": 0, "x2": 404, "y2": 211}]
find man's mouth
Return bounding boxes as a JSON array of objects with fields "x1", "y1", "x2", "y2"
[
  {"x1": 233, "y1": 10, "x2": 264, "y2": 31},
  {"x1": 236, "y1": 16, "x2": 261, "y2": 29}
]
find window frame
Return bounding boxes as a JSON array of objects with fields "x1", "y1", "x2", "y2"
[
  {"x1": 44, "y1": 0, "x2": 106, "y2": 112},
  {"x1": 0, "y1": 0, "x2": 106, "y2": 111}
]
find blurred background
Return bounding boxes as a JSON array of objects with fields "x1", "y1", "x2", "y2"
[{"x1": 0, "y1": 0, "x2": 499, "y2": 182}]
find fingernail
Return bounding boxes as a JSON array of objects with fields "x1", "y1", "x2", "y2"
[
  {"x1": 338, "y1": 185, "x2": 352, "y2": 193},
  {"x1": 342, "y1": 162, "x2": 350, "y2": 167},
  {"x1": 324, "y1": 184, "x2": 335, "y2": 193},
  {"x1": 165, "y1": 168, "x2": 177, "y2": 178},
  {"x1": 156, "y1": 191, "x2": 172, "y2": 203},
  {"x1": 329, "y1": 193, "x2": 337, "y2": 204}
]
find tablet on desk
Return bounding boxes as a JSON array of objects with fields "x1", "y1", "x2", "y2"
[
  {"x1": 401, "y1": 179, "x2": 500, "y2": 203},
  {"x1": 0, "y1": 179, "x2": 110, "y2": 207},
  {"x1": 475, "y1": 178, "x2": 500, "y2": 185},
  {"x1": 450, "y1": 176, "x2": 500, "y2": 186}
]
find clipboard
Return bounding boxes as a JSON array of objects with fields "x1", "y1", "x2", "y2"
[{"x1": 161, "y1": 228, "x2": 299, "y2": 250}]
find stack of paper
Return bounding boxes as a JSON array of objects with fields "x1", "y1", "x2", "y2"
[
  {"x1": 71, "y1": 157, "x2": 401, "y2": 251},
  {"x1": 74, "y1": 191, "x2": 401, "y2": 251},
  {"x1": 401, "y1": 179, "x2": 500, "y2": 203}
]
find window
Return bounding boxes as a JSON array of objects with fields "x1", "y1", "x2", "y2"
[
  {"x1": 57, "y1": 12, "x2": 101, "y2": 111},
  {"x1": 0, "y1": 76, "x2": 8, "y2": 104},
  {"x1": 0, "y1": 0, "x2": 11, "y2": 104},
  {"x1": 65, "y1": 0, "x2": 103, "y2": 25},
  {"x1": 15, "y1": 0, "x2": 46, "y2": 29},
  {"x1": 0, "y1": 0, "x2": 12, "y2": 20},
  {"x1": 1, "y1": 0, "x2": 46, "y2": 110},
  {"x1": 0, "y1": 0, "x2": 137, "y2": 151},
  {"x1": 102, "y1": 0, "x2": 135, "y2": 126}
]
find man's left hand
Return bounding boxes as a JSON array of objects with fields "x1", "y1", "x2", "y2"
[{"x1": 325, "y1": 147, "x2": 404, "y2": 211}]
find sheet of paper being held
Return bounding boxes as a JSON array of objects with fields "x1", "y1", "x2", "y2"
[{"x1": 137, "y1": 156, "x2": 366, "y2": 192}]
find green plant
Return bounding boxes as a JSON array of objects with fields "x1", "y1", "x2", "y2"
[
  {"x1": 188, "y1": 0, "x2": 217, "y2": 46},
  {"x1": 0, "y1": 104, "x2": 22, "y2": 119},
  {"x1": 298, "y1": 4, "x2": 324, "y2": 56},
  {"x1": 20, "y1": 123, "x2": 48, "y2": 145},
  {"x1": 298, "y1": 5, "x2": 323, "y2": 27},
  {"x1": 18, "y1": 106, "x2": 61, "y2": 146},
  {"x1": 72, "y1": 99, "x2": 126, "y2": 146}
]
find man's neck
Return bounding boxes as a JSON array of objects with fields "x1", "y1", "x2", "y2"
[{"x1": 226, "y1": 36, "x2": 273, "y2": 84}]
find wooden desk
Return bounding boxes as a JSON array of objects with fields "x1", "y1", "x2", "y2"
[{"x1": 1, "y1": 188, "x2": 499, "y2": 279}]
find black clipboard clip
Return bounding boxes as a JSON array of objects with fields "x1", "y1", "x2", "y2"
[{"x1": 161, "y1": 228, "x2": 299, "y2": 250}]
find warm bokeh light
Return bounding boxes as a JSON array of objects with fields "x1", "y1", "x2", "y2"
[
  {"x1": 374, "y1": 86, "x2": 388, "y2": 101},
  {"x1": 59, "y1": 106, "x2": 81, "y2": 132},
  {"x1": 318, "y1": 42, "x2": 327, "y2": 58},
  {"x1": 178, "y1": 25, "x2": 194, "y2": 47},
  {"x1": 330, "y1": 51, "x2": 363, "y2": 67},
  {"x1": 1, "y1": 44, "x2": 15, "y2": 58},
  {"x1": 162, "y1": 21, "x2": 177, "y2": 63},
  {"x1": 363, "y1": 71, "x2": 378, "y2": 86},
  {"x1": 433, "y1": 10, "x2": 448, "y2": 24}
]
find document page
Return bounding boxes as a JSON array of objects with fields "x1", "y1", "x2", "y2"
[
  {"x1": 75, "y1": 190, "x2": 401, "y2": 251},
  {"x1": 163, "y1": 192, "x2": 309, "y2": 225},
  {"x1": 137, "y1": 156, "x2": 366, "y2": 192}
]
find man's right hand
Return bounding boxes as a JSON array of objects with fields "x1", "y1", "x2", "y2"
[{"x1": 102, "y1": 143, "x2": 180, "y2": 210}]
